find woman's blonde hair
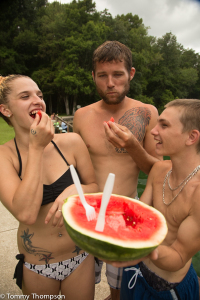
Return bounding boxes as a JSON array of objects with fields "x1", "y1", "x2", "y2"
[{"x1": 0, "y1": 74, "x2": 29, "y2": 126}]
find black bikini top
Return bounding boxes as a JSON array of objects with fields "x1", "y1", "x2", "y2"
[{"x1": 14, "y1": 138, "x2": 74, "y2": 206}]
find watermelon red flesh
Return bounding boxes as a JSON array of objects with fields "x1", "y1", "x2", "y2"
[
  {"x1": 37, "y1": 110, "x2": 42, "y2": 120},
  {"x1": 106, "y1": 116, "x2": 115, "y2": 128},
  {"x1": 70, "y1": 194, "x2": 161, "y2": 241},
  {"x1": 63, "y1": 193, "x2": 168, "y2": 261}
]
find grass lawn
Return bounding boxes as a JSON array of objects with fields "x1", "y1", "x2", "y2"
[{"x1": 0, "y1": 118, "x2": 15, "y2": 145}]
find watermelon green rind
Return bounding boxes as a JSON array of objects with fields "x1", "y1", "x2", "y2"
[
  {"x1": 64, "y1": 220, "x2": 157, "y2": 261},
  {"x1": 62, "y1": 193, "x2": 168, "y2": 261}
]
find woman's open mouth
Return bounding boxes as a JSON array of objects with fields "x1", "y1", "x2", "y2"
[{"x1": 29, "y1": 110, "x2": 41, "y2": 119}]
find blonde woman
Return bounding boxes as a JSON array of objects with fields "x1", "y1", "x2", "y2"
[{"x1": 0, "y1": 75, "x2": 98, "y2": 299}]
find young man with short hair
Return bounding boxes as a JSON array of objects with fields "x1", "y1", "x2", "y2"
[
  {"x1": 110, "y1": 99, "x2": 200, "y2": 299},
  {"x1": 73, "y1": 41, "x2": 161, "y2": 300}
]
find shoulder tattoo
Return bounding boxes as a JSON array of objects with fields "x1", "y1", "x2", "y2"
[{"x1": 115, "y1": 107, "x2": 151, "y2": 153}]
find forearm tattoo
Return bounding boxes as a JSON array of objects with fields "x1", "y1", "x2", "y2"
[
  {"x1": 31, "y1": 129, "x2": 36, "y2": 135},
  {"x1": 116, "y1": 107, "x2": 151, "y2": 153},
  {"x1": 21, "y1": 229, "x2": 54, "y2": 264}
]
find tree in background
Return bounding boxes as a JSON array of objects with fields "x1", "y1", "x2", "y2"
[
  {"x1": 0, "y1": 0, "x2": 47, "y2": 75},
  {"x1": 146, "y1": 32, "x2": 199, "y2": 113}
]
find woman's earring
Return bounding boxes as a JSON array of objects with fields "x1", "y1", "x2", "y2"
[{"x1": 7, "y1": 115, "x2": 10, "y2": 117}]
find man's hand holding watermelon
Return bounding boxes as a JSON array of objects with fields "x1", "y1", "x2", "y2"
[{"x1": 102, "y1": 249, "x2": 159, "y2": 268}]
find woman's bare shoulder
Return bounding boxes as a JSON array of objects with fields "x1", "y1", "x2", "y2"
[
  {"x1": 53, "y1": 132, "x2": 85, "y2": 148},
  {"x1": 0, "y1": 140, "x2": 18, "y2": 178},
  {"x1": 0, "y1": 140, "x2": 15, "y2": 159}
]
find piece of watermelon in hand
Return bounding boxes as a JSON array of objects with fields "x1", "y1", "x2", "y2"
[
  {"x1": 107, "y1": 116, "x2": 115, "y2": 128},
  {"x1": 37, "y1": 110, "x2": 42, "y2": 121}
]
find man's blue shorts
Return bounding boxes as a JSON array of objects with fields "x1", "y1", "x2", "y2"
[{"x1": 120, "y1": 263, "x2": 199, "y2": 300}]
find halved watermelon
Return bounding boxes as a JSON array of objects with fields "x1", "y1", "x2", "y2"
[{"x1": 62, "y1": 193, "x2": 168, "y2": 261}]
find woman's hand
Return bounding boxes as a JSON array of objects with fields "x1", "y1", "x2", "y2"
[
  {"x1": 29, "y1": 112, "x2": 54, "y2": 150},
  {"x1": 45, "y1": 199, "x2": 64, "y2": 227},
  {"x1": 45, "y1": 184, "x2": 78, "y2": 227}
]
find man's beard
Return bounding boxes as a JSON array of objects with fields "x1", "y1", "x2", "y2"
[{"x1": 96, "y1": 81, "x2": 130, "y2": 105}]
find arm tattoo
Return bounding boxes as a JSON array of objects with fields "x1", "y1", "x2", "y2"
[
  {"x1": 21, "y1": 228, "x2": 54, "y2": 264},
  {"x1": 116, "y1": 107, "x2": 151, "y2": 153},
  {"x1": 31, "y1": 129, "x2": 37, "y2": 135}
]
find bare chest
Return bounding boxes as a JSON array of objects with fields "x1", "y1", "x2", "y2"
[
  {"x1": 152, "y1": 177, "x2": 192, "y2": 231},
  {"x1": 80, "y1": 108, "x2": 149, "y2": 156},
  {"x1": 81, "y1": 122, "x2": 114, "y2": 156}
]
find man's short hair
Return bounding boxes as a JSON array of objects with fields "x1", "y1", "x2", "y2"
[
  {"x1": 92, "y1": 41, "x2": 132, "y2": 74},
  {"x1": 165, "y1": 99, "x2": 200, "y2": 152}
]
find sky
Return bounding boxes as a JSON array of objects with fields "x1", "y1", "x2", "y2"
[{"x1": 48, "y1": 0, "x2": 200, "y2": 54}]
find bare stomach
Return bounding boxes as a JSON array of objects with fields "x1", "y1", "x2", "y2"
[
  {"x1": 92, "y1": 155, "x2": 140, "y2": 198},
  {"x1": 143, "y1": 257, "x2": 192, "y2": 283},
  {"x1": 17, "y1": 204, "x2": 82, "y2": 265}
]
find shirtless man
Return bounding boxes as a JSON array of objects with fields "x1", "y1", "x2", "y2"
[
  {"x1": 113, "y1": 99, "x2": 200, "y2": 299},
  {"x1": 73, "y1": 41, "x2": 161, "y2": 300}
]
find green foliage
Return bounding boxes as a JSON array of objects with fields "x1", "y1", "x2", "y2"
[
  {"x1": 193, "y1": 251, "x2": 200, "y2": 276},
  {"x1": 0, "y1": 0, "x2": 199, "y2": 115},
  {"x1": 158, "y1": 89, "x2": 175, "y2": 114},
  {"x1": 137, "y1": 95, "x2": 154, "y2": 106},
  {"x1": 0, "y1": 118, "x2": 15, "y2": 145},
  {"x1": 146, "y1": 32, "x2": 200, "y2": 110},
  {"x1": 178, "y1": 68, "x2": 198, "y2": 98}
]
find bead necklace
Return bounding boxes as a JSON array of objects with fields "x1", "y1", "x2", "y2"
[{"x1": 163, "y1": 165, "x2": 200, "y2": 206}]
